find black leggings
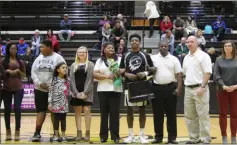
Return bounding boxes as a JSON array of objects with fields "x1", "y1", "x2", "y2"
[
  {"x1": 53, "y1": 113, "x2": 66, "y2": 131},
  {"x1": 2, "y1": 89, "x2": 24, "y2": 130}
]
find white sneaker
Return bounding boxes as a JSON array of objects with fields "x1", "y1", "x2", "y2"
[
  {"x1": 124, "y1": 135, "x2": 134, "y2": 143},
  {"x1": 140, "y1": 135, "x2": 149, "y2": 144}
]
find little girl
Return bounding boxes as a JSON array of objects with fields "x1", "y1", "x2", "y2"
[{"x1": 48, "y1": 62, "x2": 69, "y2": 142}]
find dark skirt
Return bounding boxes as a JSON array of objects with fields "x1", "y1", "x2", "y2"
[{"x1": 70, "y1": 98, "x2": 93, "y2": 106}]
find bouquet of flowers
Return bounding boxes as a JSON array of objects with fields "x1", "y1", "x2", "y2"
[{"x1": 108, "y1": 59, "x2": 121, "y2": 87}]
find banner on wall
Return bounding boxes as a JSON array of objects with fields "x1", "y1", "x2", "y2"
[{"x1": 0, "y1": 84, "x2": 35, "y2": 109}]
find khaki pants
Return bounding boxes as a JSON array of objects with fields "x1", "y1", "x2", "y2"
[{"x1": 184, "y1": 86, "x2": 211, "y2": 142}]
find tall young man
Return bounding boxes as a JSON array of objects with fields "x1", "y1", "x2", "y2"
[{"x1": 119, "y1": 33, "x2": 155, "y2": 143}]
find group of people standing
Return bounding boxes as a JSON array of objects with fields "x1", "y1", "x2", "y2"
[{"x1": 0, "y1": 32, "x2": 236, "y2": 144}]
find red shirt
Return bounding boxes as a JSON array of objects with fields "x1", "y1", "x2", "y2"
[{"x1": 160, "y1": 20, "x2": 173, "y2": 31}]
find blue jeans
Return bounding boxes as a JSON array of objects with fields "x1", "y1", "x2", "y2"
[
  {"x1": 169, "y1": 45, "x2": 174, "y2": 55},
  {"x1": 2, "y1": 89, "x2": 24, "y2": 130}
]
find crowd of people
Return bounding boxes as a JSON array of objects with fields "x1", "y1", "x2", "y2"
[
  {"x1": 0, "y1": 1, "x2": 235, "y2": 144},
  {"x1": 0, "y1": 31, "x2": 236, "y2": 144}
]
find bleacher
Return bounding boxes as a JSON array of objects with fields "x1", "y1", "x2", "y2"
[
  {"x1": 0, "y1": 1, "x2": 134, "y2": 66},
  {"x1": 0, "y1": 1, "x2": 134, "y2": 30}
]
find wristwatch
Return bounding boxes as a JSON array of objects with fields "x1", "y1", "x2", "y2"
[{"x1": 201, "y1": 84, "x2": 205, "y2": 88}]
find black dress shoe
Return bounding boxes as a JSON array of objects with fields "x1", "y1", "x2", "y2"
[
  {"x1": 114, "y1": 138, "x2": 120, "y2": 143},
  {"x1": 152, "y1": 139, "x2": 163, "y2": 144},
  {"x1": 166, "y1": 140, "x2": 178, "y2": 144},
  {"x1": 100, "y1": 138, "x2": 107, "y2": 143}
]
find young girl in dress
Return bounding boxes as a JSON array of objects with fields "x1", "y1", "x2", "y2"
[{"x1": 48, "y1": 62, "x2": 69, "y2": 142}]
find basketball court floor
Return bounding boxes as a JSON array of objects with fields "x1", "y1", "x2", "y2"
[{"x1": 0, "y1": 113, "x2": 229, "y2": 144}]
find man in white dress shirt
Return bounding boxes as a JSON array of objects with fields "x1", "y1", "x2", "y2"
[
  {"x1": 183, "y1": 36, "x2": 212, "y2": 144},
  {"x1": 151, "y1": 41, "x2": 182, "y2": 144}
]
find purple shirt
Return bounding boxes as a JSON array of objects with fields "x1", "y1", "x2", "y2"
[{"x1": 1, "y1": 59, "x2": 26, "y2": 91}]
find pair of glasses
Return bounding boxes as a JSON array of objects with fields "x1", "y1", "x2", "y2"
[{"x1": 78, "y1": 52, "x2": 87, "y2": 54}]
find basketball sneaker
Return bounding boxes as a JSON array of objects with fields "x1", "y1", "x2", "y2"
[
  {"x1": 123, "y1": 134, "x2": 134, "y2": 143},
  {"x1": 32, "y1": 132, "x2": 41, "y2": 142}
]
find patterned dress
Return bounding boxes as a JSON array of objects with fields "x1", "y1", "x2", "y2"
[{"x1": 48, "y1": 77, "x2": 69, "y2": 113}]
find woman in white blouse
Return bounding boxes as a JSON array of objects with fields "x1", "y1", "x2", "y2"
[{"x1": 93, "y1": 42, "x2": 122, "y2": 143}]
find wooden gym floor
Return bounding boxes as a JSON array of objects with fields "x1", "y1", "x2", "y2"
[{"x1": 0, "y1": 113, "x2": 230, "y2": 144}]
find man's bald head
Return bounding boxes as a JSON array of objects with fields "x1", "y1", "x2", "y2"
[{"x1": 187, "y1": 36, "x2": 198, "y2": 53}]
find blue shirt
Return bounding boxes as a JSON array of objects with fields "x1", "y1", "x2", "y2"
[
  {"x1": 17, "y1": 43, "x2": 29, "y2": 55},
  {"x1": 1, "y1": 45, "x2": 6, "y2": 56}
]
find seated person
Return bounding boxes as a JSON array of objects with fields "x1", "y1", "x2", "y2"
[
  {"x1": 116, "y1": 14, "x2": 130, "y2": 30},
  {"x1": 161, "y1": 30, "x2": 174, "y2": 55},
  {"x1": 116, "y1": 38, "x2": 127, "y2": 57},
  {"x1": 110, "y1": 20, "x2": 127, "y2": 51},
  {"x1": 175, "y1": 37, "x2": 189, "y2": 64},
  {"x1": 101, "y1": 23, "x2": 111, "y2": 45},
  {"x1": 185, "y1": 16, "x2": 198, "y2": 36},
  {"x1": 196, "y1": 29, "x2": 206, "y2": 51},
  {"x1": 46, "y1": 29, "x2": 60, "y2": 53},
  {"x1": 172, "y1": 16, "x2": 185, "y2": 40},
  {"x1": 58, "y1": 14, "x2": 72, "y2": 41},
  {"x1": 207, "y1": 47, "x2": 217, "y2": 80},
  {"x1": 0, "y1": 44, "x2": 4, "y2": 58},
  {"x1": 24, "y1": 48, "x2": 34, "y2": 83},
  {"x1": 207, "y1": 47, "x2": 217, "y2": 64},
  {"x1": 99, "y1": 15, "x2": 111, "y2": 27},
  {"x1": 17, "y1": 37, "x2": 30, "y2": 56},
  {"x1": 160, "y1": 16, "x2": 172, "y2": 34},
  {"x1": 212, "y1": 16, "x2": 226, "y2": 41},
  {"x1": 31, "y1": 29, "x2": 43, "y2": 57},
  {"x1": 1, "y1": 38, "x2": 11, "y2": 56}
]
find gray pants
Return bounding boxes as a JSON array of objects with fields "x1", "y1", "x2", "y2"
[
  {"x1": 184, "y1": 86, "x2": 211, "y2": 143},
  {"x1": 58, "y1": 30, "x2": 72, "y2": 41}
]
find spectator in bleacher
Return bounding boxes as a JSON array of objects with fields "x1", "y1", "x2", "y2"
[
  {"x1": 214, "y1": 41, "x2": 237, "y2": 144},
  {"x1": 24, "y1": 48, "x2": 34, "y2": 83},
  {"x1": 117, "y1": 14, "x2": 130, "y2": 30},
  {"x1": 0, "y1": 45, "x2": 4, "y2": 58},
  {"x1": 110, "y1": 20, "x2": 127, "y2": 52},
  {"x1": 161, "y1": 30, "x2": 175, "y2": 55},
  {"x1": 101, "y1": 23, "x2": 111, "y2": 45},
  {"x1": 17, "y1": 37, "x2": 30, "y2": 56},
  {"x1": 175, "y1": 37, "x2": 189, "y2": 64},
  {"x1": 1, "y1": 43, "x2": 26, "y2": 141},
  {"x1": 117, "y1": 38, "x2": 127, "y2": 57},
  {"x1": 58, "y1": 14, "x2": 72, "y2": 42},
  {"x1": 31, "y1": 40, "x2": 66, "y2": 142},
  {"x1": 1, "y1": 38, "x2": 11, "y2": 56},
  {"x1": 144, "y1": 1, "x2": 160, "y2": 38},
  {"x1": 99, "y1": 15, "x2": 111, "y2": 28},
  {"x1": 160, "y1": 16, "x2": 172, "y2": 34},
  {"x1": 213, "y1": 16, "x2": 226, "y2": 41},
  {"x1": 207, "y1": 47, "x2": 217, "y2": 64},
  {"x1": 196, "y1": 29, "x2": 206, "y2": 51},
  {"x1": 185, "y1": 16, "x2": 198, "y2": 36},
  {"x1": 46, "y1": 29, "x2": 60, "y2": 53},
  {"x1": 172, "y1": 16, "x2": 185, "y2": 40},
  {"x1": 31, "y1": 29, "x2": 43, "y2": 57}
]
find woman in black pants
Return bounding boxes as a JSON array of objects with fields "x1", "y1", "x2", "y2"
[
  {"x1": 94, "y1": 42, "x2": 122, "y2": 143},
  {"x1": 1, "y1": 43, "x2": 26, "y2": 141}
]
